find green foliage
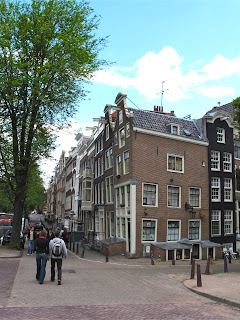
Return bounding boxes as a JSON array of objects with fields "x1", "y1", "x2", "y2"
[
  {"x1": 233, "y1": 97, "x2": 240, "y2": 128},
  {"x1": 0, "y1": 0, "x2": 107, "y2": 243}
]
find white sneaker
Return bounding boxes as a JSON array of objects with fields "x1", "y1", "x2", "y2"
[{"x1": 27, "y1": 254, "x2": 30, "y2": 256}]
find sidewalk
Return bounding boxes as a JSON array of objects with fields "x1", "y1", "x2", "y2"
[{"x1": 1, "y1": 244, "x2": 240, "y2": 309}]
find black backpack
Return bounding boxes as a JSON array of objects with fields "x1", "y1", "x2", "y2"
[{"x1": 52, "y1": 240, "x2": 62, "y2": 257}]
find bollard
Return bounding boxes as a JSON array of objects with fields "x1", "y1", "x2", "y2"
[
  {"x1": 197, "y1": 264, "x2": 202, "y2": 287},
  {"x1": 205, "y1": 255, "x2": 210, "y2": 275},
  {"x1": 224, "y1": 254, "x2": 228, "y2": 272},
  {"x1": 151, "y1": 252, "x2": 154, "y2": 265},
  {"x1": 73, "y1": 242, "x2": 75, "y2": 253},
  {"x1": 172, "y1": 254, "x2": 175, "y2": 265},
  {"x1": 228, "y1": 251, "x2": 231, "y2": 264},
  {"x1": 190, "y1": 252, "x2": 193, "y2": 265},
  {"x1": 69, "y1": 241, "x2": 72, "y2": 251},
  {"x1": 190, "y1": 258, "x2": 195, "y2": 279},
  {"x1": 76, "y1": 243, "x2": 79, "y2": 255},
  {"x1": 106, "y1": 246, "x2": 109, "y2": 263},
  {"x1": 81, "y1": 243, "x2": 85, "y2": 258}
]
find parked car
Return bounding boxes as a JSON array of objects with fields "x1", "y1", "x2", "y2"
[
  {"x1": 34, "y1": 222, "x2": 44, "y2": 231},
  {"x1": 1, "y1": 229, "x2": 25, "y2": 249}
]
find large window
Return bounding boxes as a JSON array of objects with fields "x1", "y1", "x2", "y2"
[
  {"x1": 106, "y1": 124, "x2": 109, "y2": 141},
  {"x1": 224, "y1": 178, "x2": 232, "y2": 201},
  {"x1": 211, "y1": 177, "x2": 220, "y2": 202},
  {"x1": 168, "y1": 186, "x2": 180, "y2": 207},
  {"x1": 119, "y1": 127, "x2": 125, "y2": 148},
  {"x1": 216, "y1": 127, "x2": 225, "y2": 143},
  {"x1": 142, "y1": 219, "x2": 157, "y2": 241},
  {"x1": 189, "y1": 188, "x2": 201, "y2": 208},
  {"x1": 167, "y1": 221, "x2": 180, "y2": 241},
  {"x1": 124, "y1": 150, "x2": 129, "y2": 174},
  {"x1": 106, "y1": 176, "x2": 114, "y2": 203},
  {"x1": 126, "y1": 122, "x2": 130, "y2": 137},
  {"x1": 116, "y1": 154, "x2": 122, "y2": 176},
  {"x1": 189, "y1": 220, "x2": 200, "y2": 240},
  {"x1": 211, "y1": 151, "x2": 220, "y2": 170},
  {"x1": 142, "y1": 183, "x2": 158, "y2": 207},
  {"x1": 211, "y1": 210, "x2": 221, "y2": 236},
  {"x1": 236, "y1": 169, "x2": 240, "y2": 191},
  {"x1": 168, "y1": 154, "x2": 183, "y2": 173},
  {"x1": 224, "y1": 210, "x2": 233, "y2": 234},
  {"x1": 235, "y1": 145, "x2": 240, "y2": 159},
  {"x1": 105, "y1": 147, "x2": 113, "y2": 169},
  {"x1": 223, "y1": 153, "x2": 232, "y2": 172},
  {"x1": 110, "y1": 212, "x2": 115, "y2": 236}
]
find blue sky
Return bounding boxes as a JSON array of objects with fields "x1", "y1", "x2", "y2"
[{"x1": 43, "y1": 0, "x2": 240, "y2": 183}]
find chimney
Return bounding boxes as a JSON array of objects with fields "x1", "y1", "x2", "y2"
[{"x1": 218, "y1": 102, "x2": 220, "y2": 107}]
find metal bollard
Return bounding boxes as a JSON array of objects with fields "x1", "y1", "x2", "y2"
[
  {"x1": 81, "y1": 244, "x2": 85, "y2": 258},
  {"x1": 172, "y1": 254, "x2": 175, "y2": 265},
  {"x1": 151, "y1": 251, "x2": 154, "y2": 265},
  {"x1": 228, "y1": 251, "x2": 231, "y2": 264},
  {"x1": 197, "y1": 264, "x2": 202, "y2": 287},
  {"x1": 205, "y1": 255, "x2": 210, "y2": 275},
  {"x1": 190, "y1": 258, "x2": 195, "y2": 279},
  {"x1": 69, "y1": 241, "x2": 72, "y2": 251},
  {"x1": 73, "y1": 242, "x2": 75, "y2": 253},
  {"x1": 106, "y1": 246, "x2": 109, "y2": 263},
  {"x1": 224, "y1": 254, "x2": 228, "y2": 272},
  {"x1": 76, "y1": 243, "x2": 79, "y2": 255},
  {"x1": 190, "y1": 252, "x2": 193, "y2": 265}
]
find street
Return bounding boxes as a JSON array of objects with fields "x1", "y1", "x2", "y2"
[{"x1": 0, "y1": 249, "x2": 240, "y2": 319}]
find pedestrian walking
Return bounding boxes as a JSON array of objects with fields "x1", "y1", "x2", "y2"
[
  {"x1": 27, "y1": 226, "x2": 36, "y2": 255},
  {"x1": 61, "y1": 227, "x2": 69, "y2": 249},
  {"x1": 49, "y1": 230, "x2": 67, "y2": 285},
  {"x1": 34, "y1": 229, "x2": 49, "y2": 284},
  {"x1": 46, "y1": 228, "x2": 54, "y2": 242}
]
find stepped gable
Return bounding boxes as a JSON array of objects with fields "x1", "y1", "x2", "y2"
[{"x1": 130, "y1": 108, "x2": 206, "y2": 142}]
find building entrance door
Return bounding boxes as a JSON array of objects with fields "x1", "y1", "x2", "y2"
[{"x1": 192, "y1": 244, "x2": 200, "y2": 259}]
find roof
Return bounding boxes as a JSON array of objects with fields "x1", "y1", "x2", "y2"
[
  {"x1": 152, "y1": 239, "x2": 222, "y2": 250},
  {"x1": 130, "y1": 108, "x2": 207, "y2": 142},
  {"x1": 204, "y1": 102, "x2": 234, "y2": 119}
]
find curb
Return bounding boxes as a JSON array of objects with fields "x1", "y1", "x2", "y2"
[
  {"x1": 183, "y1": 280, "x2": 240, "y2": 309},
  {"x1": 0, "y1": 249, "x2": 23, "y2": 259}
]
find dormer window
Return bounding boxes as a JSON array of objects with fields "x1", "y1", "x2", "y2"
[
  {"x1": 119, "y1": 110, "x2": 123, "y2": 124},
  {"x1": 216, "y1": 127, "x2": 225, "y2": 143},
  {"x1": 167, "y1": 123, "x2": 180, "y2": 135}
]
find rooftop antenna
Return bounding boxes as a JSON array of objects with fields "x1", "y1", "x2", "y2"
[{"x1": 160, "y1": 80, "x2": 169, "y2": 108}]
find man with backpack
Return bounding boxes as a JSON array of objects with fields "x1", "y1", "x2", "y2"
[{"x1": 49, "y1": 230, "x2": 67, "y2": 285}]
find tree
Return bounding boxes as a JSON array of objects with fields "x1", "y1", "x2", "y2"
[
  {"x1": 0, "y1": 0, "x2": 107, "y2": 247},
  {"x1": 233, "y1": 97, "x2": 240, "y2": 127}
]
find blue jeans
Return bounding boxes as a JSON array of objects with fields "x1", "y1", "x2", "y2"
[
  {"x1": 51, "y1": 258, "x2": 63, "y2": 281},
  {"x1": 28, "y1": 240, "x2": 34, "y2": 254},
  {"x1": 36, "y1": 253, "x2": 48, "y2": 284}
]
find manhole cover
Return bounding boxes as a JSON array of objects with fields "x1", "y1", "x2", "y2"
[{"x1": 62, "y1": 269, "x2": 76, "y2": 273}]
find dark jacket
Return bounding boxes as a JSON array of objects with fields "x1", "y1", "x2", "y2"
[
  {"x1": 34, "y1": 237, "x2": 49, "y2": 254},
  {"x1": 47, "y1": 232, "x2": 54, "y2": 242}
]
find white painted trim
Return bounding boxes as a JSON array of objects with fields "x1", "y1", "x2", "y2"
[{"x1": 133, "y1": 127, "x2": 208, "y2": 146}]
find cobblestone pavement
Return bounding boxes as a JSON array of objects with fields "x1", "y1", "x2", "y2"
[{"x1": 0, "y1": 248, "x2": 240, "y2": 319}]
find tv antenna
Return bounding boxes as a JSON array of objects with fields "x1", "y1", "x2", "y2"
[{"x1": 158, "y1": 80, "x2": 169, "y2": 108}]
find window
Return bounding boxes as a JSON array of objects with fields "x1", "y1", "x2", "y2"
[
  {"x1": 224, "y1": 178, "x2": 232, "y2": 201},
  {"x1": 116, "y1": 154, "x2": 122, "y2": 176},
  {"x1": 236, "y1": 169, "x2": 240, "y2": 191},
  {"x1": 120, "y1": 186, "x2": 125, "y2": 206},
  {"x1": 101, "y1": 181, "x2": 104, "y2": 203},
  {"x1": 126, "y1": 122, "x2": 130, "y2": 137},
  {"x1": 216, "y1": 127, "x2": 225, "y2": 143},
  {"x1": 124, "y1": 150, "x2": 129, "y2": 174},
  {"x1": 121, "y1": 218, "x2": 126, "y2": 238},
  {"x1": 119, "y1": 127, "x2": 125, "y2": 148},
  {"x1": 105, "y1": 147, "x2": 112, "y2": 169},
  {"x1": 127, "y1": 185, "x2": 130, "y2": 207},
  {"x1": 116, "y1": 188, "x2": 120, "y2": 207},
  {"x1": 224, "y1": 210, "x2": 233, "y2": 234},
  {"x1": 106, "y1": 176, "x2": 114, "y2": 203},
  {"x1": 168, "y1": 186, "x2": 180, "y2": 207},
  {"x1": 167, "y1": 124, "x2": 179, "y2": 135},
  {"x1": 168, "y1": 155, "x2": 184, "y2": 173},
  {"x1": 98, "y1": 158, "x2": 101, "y2": 176},
  {"x1": 211, "y1": 210, "x2": 221, "y2": 236},
  {"x1": 106, "y1": 124, "x2": 109, "y2": 141},
  {"x1": 142, "y1": 219, "x2": 157, "y2": 241},
  {"x1": 114, "y1": 132, "x2": 118, "y2": 145},
  {"x1": 211, "y1": 177, "x2": 220, "y2": 202},
  {"x1": 223, "y1": 153, "x2": 232, "y2": 172},
  {"x1": 98, "y1": 183, "x2": 101, "y2": 204},
  {"x1": 189, "y1": 220, "x2": 200, "y2": 240},
  {"x1": 211, "y1": 151, "x2": 220, "y2": 171},
  {"x1": 142, "y1": 183, "x2": 158, "y2": 207},
  {"x1": 119, "y1": 110, "x2": 123, "y2": 124},
  {"x1": 117, "y1": 217, "x2": 120, "y2": 237},
  {"x1": 83, "y1": 180, "x2": 92, "y2": 202},
  {"x1": 189, "y1": 188, "x2": 201, "y2": 208},
  {"x1": 110, "y1": 212, "x2": 115, "y2": 236},
  {"x1": 235, "y1": 145, "x2": 240, "y2": 159},
  {"x1": 167, "y1": 221, "x2": 180, "y2": 241}
]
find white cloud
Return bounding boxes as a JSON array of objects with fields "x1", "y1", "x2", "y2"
[{"x1": 93, "y1": 47, "x2": 240, "y2": 101}]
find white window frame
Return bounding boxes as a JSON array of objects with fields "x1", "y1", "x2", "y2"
[
  {"x1": 224, "y1": 210, "x2": 233, "y2": 235},
  {"x1": 169, "y1": 124, "x2": 180, "y2": 135},
  {"x1": 142, "y1": 183, "x2": 158, "y2": 207},
  {"x1": 106, "y1": 176, "x2": 114, "y2": 203},
  {"x1": 167, "y1": 154, "x2": 184, "y2": 173},
  {"x1": 224, "y1": 178, "x2": 232, "y2": 202},
  {"x1": 142, "y1": 219, "x2": 157, "y2": 242},
  {"x1": 106, "y1": 124, "x2": 109, "y2": 141},
  {"x1": 119, "y1": 110, "x2": 123, "y2": 124},
  {"x1": 119, "y1": 127, "x2": 125, "y2": 148},
  {"x1": 188, "y1": 220, "x2": 201, "y2": 240},
  {"x1": 123, "y1": 150, "x2": 129, "y2": 174},
  {"x1": 114, "y1": 132, "x2": 118, "y2": 145},
  {"x1": 116, "y1": 154, "x2": 122, "y2": 176},
  {"x1": 126, "y1": 122, "x2": 130, "y2": 137},
  {"x1": 216, "y1": 127, "x2": 225, "y2": 143},
  {"x1": 211, "y1": 151, "x2": 220, "y2": 171},
  {"x1": 211, "y1": 210, "x2": 221, "y2": 236},
  {"x1": 223, "y1": 152, "x2": 232, "y2": 172},
  {"x1": 211, "y1": 177, "x2": 221, "y2": 202},
  {"x1": 189, "y1": 187, "x2": 201, "y2": 208},
  {"x1": 167, "y1": 185, "x2": 181, "y2": 208},
  {"x1": 105, "y1": 147, "x2": 113, "y2": 170},
  {"x1": 167, "y1": 220, "x2": 180, "y2": 241}
]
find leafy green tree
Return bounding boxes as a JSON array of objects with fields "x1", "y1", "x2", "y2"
[
  {"x1": 0, "y1": 0, "x2": 107, "y2": 247},
  {"x1": 233, "y1": 97, "x2": 240, "y2": 127}
]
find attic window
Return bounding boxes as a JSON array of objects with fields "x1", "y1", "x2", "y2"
[
  {"x1": 167, "y1": 124, "x2": 179, "y2": 135},
  {"x1": 183, "y1": 129, "x2": 191, "y2": 136}
]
